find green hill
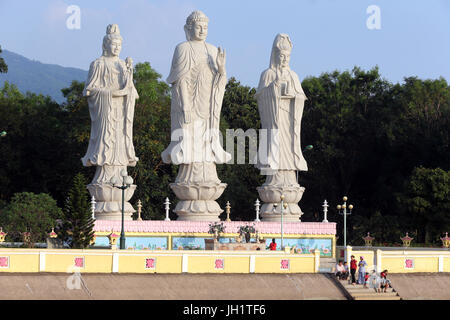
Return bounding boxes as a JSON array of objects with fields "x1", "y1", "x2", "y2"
[{"x1": 0, "y1": 50, "x2": 87, "y2": 103}]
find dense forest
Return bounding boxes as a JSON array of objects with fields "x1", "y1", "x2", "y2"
[{"x1": 0, "y1": 56, "x2": 448, "y2": 246}]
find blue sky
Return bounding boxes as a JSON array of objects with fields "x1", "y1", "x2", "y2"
[{"x1": 1, "y1": 0, "x2": 449, "y2": 87}]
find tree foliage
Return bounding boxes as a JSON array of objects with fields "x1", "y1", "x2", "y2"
[
  {"x1": 0, "y1": 63, "x2": 448, "y2": 246},
  {"x1": 58, "y1": 173, "x2": 95, "y2": 248},
  {"x1": 0, "y1": 46, "x2": 7, "y2": 73},
  {"x1": 0, "y1": 192, "x2": 62, "y2": 246},
  {"x1": 400, "y1": 167, "x2": 450, "y2": 244}
]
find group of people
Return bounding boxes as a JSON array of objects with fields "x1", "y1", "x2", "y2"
[{"x1": 335, "y1": 255, "x2": 392, "y2": 292}]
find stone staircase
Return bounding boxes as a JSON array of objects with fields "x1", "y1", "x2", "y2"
[{"x1": 338, "y1": 280, "x2": 401, "y2": 300}]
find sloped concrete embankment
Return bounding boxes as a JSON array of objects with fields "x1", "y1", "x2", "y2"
[
  {"x1": 0, "y1": 273, "x2": 347, "y2": 300},
  {"x1": 388, "y1": 273, "x2": 450, "y2": 300}
]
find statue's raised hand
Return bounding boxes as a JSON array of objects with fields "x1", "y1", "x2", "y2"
[{"x1": 216, "y1": 47, "x2": 226, "y2": 75}]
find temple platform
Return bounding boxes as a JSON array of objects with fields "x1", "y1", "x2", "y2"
[{"x1": 93, "y1": 220, "x2": 336, "y2": 257}]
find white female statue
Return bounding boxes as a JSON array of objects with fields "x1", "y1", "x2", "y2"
[
  {"x1": 161, "y1": 11, "x2": 231, "y2": 221},
  {"x1": 82, "y1": 24, "x2": 139, "y2": 220},
  {"x1": 256, "y1": 34, "x2": 308, "y2": 221}
]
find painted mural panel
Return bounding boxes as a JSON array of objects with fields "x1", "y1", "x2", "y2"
[
  {"x1": 94, "y1": 236, "x2": 168, "y2": 250},
  {"x1": 265, "y1": 238, "x2": 332, "y2": 256}
]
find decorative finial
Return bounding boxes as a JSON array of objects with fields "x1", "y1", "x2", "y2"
[
  {"x1": 322, "y1": 200, "x2": 329, "y2": 223},
  {"x1": 137, "y1": 200, "x2": 143, "y2": 221},
  {"x1": 164, "y1": 198, "x2": 171, "y2": 221},
  {"x1": 254, "y1": 199, "x2": 261, "y2": 222},
  {"x1": 91, "y1": 196, "x2": 96, "y2": 220},
  {"x1": 225, "y1": 201, "x2": 231, "y2": 222}
]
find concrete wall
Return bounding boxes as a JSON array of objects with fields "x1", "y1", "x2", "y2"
[
  {"x1": 0, "y1": 248, "x2": 318, "y2": 274},
  {"x1": 337, "y1": 246, "x2": 450, "y2": 273}
]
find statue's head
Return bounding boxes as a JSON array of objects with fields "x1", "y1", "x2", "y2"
[
  {"x1": 184, "y1": 11, "x2": 209, "y2": 42},
  {"x1": 102, "y1": 24, "x2": 123, "y2": 57},
  {"x1": 270, "y1": 33, "x2": 293, "y2": 70}
]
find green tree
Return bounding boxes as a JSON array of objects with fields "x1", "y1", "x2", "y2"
[
  {"x1": 0, "y1": 192, "x2": 62, "y2": 247},
  {"x1": 400, "y1": 167, "x2": 450, "y2": 244},
  {"x1": 301, "y1": 66, "x2": 396, "y2": 243},
  {"x1": 0, "y1": 46, "x2": 7, "y2": 73},
  {"x1": 218, "y1": 77, "x2": 264, "y2": 221},
  {"x1": 58, "y1": 173, "x2": 95, "y2": 248},
  {"x1": 132, "y1": 62, "x2": 175, "y2": 220}
]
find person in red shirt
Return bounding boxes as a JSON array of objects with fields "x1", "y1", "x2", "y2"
[
  {"x1": 269, "y1": 238, "x2": 277, "y2": 250},
  {"x1": 350, "y1": 255, "x2": 358, "y2": 285}
]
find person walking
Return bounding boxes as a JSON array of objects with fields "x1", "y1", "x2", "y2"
[
  {"x1": 350, "y1": 255, "x2": 357, "y2": 285},
  {"x1": 358, "y1": 256, "x2": 368, "y2": 285}
]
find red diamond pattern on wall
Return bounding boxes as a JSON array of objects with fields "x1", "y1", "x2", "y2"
[
  {"x1": 405, "y1": 259, "x2": 414, "y2": 269},
  {"x1": 0, "y1": 256, "x2": 9, "y2": 268},
  {"x1": 281, "y1": 259, "x2": 290, "y2": 270},
  {"x1": 145, "y1": 258, "x2": 156, "y2": 269},
  {"x1": 74, "y1": 257, "x2": 84, "y2": 268},
  {"x1": 215, "y1": 259, "x2": 224, "y2": 270}
]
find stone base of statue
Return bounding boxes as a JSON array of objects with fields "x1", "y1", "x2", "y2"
[
  {"x1": 170, "y1": 162, "x2": 226, "y2": 221},
  {"x1": 87, "y1": 165, "x2": 136, "y2": 220},
  {"x1": 257, "y1": 170, "x2": 304, "y2": 222}
]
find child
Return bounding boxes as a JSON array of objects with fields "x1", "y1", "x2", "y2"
[{"x1": 364, "y1": 272, "x2": 370, "y2": 288}]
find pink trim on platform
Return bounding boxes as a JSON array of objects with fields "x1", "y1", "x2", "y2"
[{"x1": 94, "y1": 220, "x2": 336, "y2": 235}]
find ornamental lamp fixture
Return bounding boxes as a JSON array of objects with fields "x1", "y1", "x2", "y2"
[
  {"x1": 363, "y1": 232, "x2": 375, "y2": 247},
  {"x1": 400, "y1": 232, "x2": 414, "y2": 247},
  {"x1": 337, "y1": 196, "x2": 354, "y2": 247},
  {"x1": 49, "y1": 228, "x2": 57, "y2": 239},
  {"x1": 440, "y1": 232, "x2": 450, "y2": 248},
  {"x1": 0, "y1": 227, "x2": 7, "y2": 242},
  {"x1": 110, "y1": 170, "x2": 134, "y2": 249}
]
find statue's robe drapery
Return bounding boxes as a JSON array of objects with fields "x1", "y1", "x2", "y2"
[
  {"x1": 81, "y1": 56, "x2": 139, "y2": 167},
  {"x1": 255, "y1": 68, "x2": 308, "y2": 174},
  {"x1": 161, "y1": 41, "x2": 231, "y2": 165}
]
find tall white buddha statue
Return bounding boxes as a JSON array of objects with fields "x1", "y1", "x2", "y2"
[
  {"x1": 256, "y1": 34, "x2": 308, "y2": 222},
  {"x1": 162, "y1": 11, "x2": 231, "y2": 221},
  {"x1": 82, "y1": 24, "x2": 139, "y2": 220}
]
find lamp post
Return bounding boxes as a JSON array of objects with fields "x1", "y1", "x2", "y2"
[
  {"x1": 273, "y1": 194, "x2": 287, "y2": 250},
  {"x1": 110, "y1": 169, "x2": 133, "y2": 250},
  {"x1": 337, "y1": 196, "x2": 354, "y2": 248}
]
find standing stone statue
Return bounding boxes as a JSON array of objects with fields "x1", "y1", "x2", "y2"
[
  {"x1": 161, "y1": 11, "x2": 231, "y2": 221},
  {"x1": 255, "y1": 34, "x2": 308, "y2": 221},
  {"x1": 82, "y1": 24, "x2": 139, "y2": 220}
]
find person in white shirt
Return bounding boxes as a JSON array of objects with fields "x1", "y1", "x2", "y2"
[{"x1": 335, "y1": 261, "x2": 346, "y2": 280}]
